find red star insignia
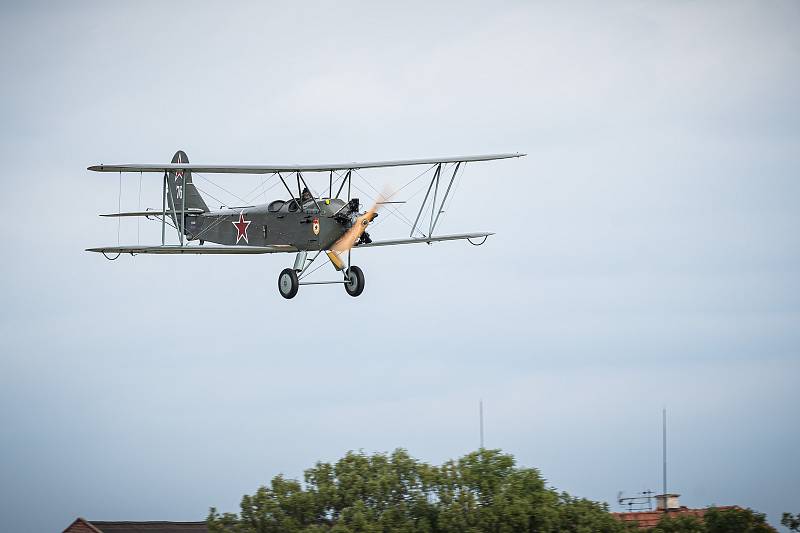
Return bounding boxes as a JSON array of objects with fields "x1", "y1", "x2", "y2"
[{"x1": 232, "y1": 211, "x2": 252, "y2": 244}]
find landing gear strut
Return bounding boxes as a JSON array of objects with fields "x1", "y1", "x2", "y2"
[
  {"x1": 277, "y1": 253, "x2": 366, "y2": 299},
  {"x1": 278, "y1": 268, "x2": 299, "y2": 299}
]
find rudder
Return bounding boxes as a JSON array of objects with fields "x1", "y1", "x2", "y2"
[{"x1": 166, "y1": 150, "x2": 208, "y2": 240}]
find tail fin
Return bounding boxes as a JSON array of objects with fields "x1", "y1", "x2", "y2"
[{"x1": 166, "y1": 150, "x2": 208, "y2": 239}]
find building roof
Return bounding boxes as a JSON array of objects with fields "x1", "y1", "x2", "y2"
[
  {"x1": 64, "y1": 518, "x2": 207, "y2": 533},
  {"x1": 613, "y1": 506, "x2": 737, "y2": 529}
]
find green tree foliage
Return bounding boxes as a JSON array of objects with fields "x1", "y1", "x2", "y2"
[
  {"x1": 207, "y1": 449, "x2": 631, "y2": 533},
  {"x1": 704, "y1": 507, "x2": 774, "y2": 533},
  {"x1": 207, "y1": 449, "x2": 779, "y2": 533},
  {"x1": 651, "y1": 507, "x2": 775, "y2": 533},
  {"x1": 782, "y1": 512, "x2": 800, "y2": 532}
]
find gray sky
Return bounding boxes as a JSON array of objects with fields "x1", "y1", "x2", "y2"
[{"x1": 1, "y1": 1, "x2": 798, "y2": 531}]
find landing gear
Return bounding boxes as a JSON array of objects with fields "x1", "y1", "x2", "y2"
[
  {"x1": 277, "y1": 256, "x2": 365, "y2": 299},
  {"x1": 278, "y1": 268, "x2": 299, "y2": 299},
  {"x1": 344, "y1": 265, "x2": 365, "y2": 297}
]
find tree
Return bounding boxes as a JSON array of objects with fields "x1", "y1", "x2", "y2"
[
  {"x1": 207, "y1": 450, "x2": 779, "y2": 532},
  {"x1": 208, "y1": 448, "x2": 630, "y2": 533},
  {"x1": 703, "y1": 507, "x2": 775, "y2": 533},
  {"x1": 782, "y1": 512, "x2": 800, "y2": 532}
]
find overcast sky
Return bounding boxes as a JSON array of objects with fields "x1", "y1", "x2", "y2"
[{"x1": 1, "y1": 1, "x2": 798, "y2": 532}]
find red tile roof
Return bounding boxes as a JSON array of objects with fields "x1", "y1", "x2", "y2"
[
  {"x1": 64, "y1": 518, "x2": 207, "y2": 533},
  {"x1": 612, "y1": 506, "x2": 738, "y2": 529}
]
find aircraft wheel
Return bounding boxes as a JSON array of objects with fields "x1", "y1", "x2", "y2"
[
  {"x1": 278, "y1": 268, "x2": 299, "y2": 299},
  {"x1": 344, "y1": 265, "x2": 365, "y2": 297}
]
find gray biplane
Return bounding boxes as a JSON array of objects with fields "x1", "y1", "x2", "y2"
[{"x1": 87, "y1": 150, "x2": 524, "y2": 298}]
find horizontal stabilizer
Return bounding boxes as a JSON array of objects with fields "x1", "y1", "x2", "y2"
[
  {"x1": 99, "y1": 209, "x2": 204, "y2": 217},
  {"x1": 87, "y1": 153, "x2": 525, "y2": 174},
  {"x1": 86, "y1": 244, "x2": 297, "y2": 255},
  {"x1": 358, "y1": 232, "x2": 494, "y2": 248}
]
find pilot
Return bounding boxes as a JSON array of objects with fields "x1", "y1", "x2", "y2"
[{"x1": 300, "y1": 187, "x2": 313, "y2": 205}]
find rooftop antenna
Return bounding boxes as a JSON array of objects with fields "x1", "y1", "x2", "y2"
[
  {"x1": 662, "y1": 407, "x2": 667, "y2": 500},
  {"x1": 479, "y1": 399, "x2": 484, "y2": 449},
  {"x1": 618, "y1": 408, "x2": 673, "y2": 513},
  {"x1": 618, "y1": 490, "x2": 655, "y2": 512}
]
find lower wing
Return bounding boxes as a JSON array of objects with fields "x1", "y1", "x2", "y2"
[
  {"x1": 86, "y1": 233, "x2": 492, "y2": 255},
  {"x1": 357, "y1": 232, "x2": 493, "y2": 248},
  {"x1": 85, "y1": 245, "x2": 297, "y2": 254}
]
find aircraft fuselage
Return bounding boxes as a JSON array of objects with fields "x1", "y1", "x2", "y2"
[{"x1": 183, "y1": 197, "x2": 351, "y2": 251}]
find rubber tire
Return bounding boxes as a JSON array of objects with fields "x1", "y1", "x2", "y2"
[
  {"x1": 344, "y1": 265, "x2": 365, "y2": 297},
  {"x1": 278, "y1": 268, "x2": 299, "y2": 299}
]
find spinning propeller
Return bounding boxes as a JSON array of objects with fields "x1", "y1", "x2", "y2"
[{"x1": 327, "y1": 190, "x2": 390, "y2": 269}]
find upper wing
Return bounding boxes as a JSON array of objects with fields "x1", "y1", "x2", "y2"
[
  {"x1": 87, "y1": 153, "x2": 525, "y2": 174},
  {"x1": 86, "y1": 245, "x2": 297, "y2": 254},
  {"x1": 99, "y1": 209, "x2": 204, "y2": 217},
  {"x1": 357, "y1": 232, "x2": 493, "y2": 248}
]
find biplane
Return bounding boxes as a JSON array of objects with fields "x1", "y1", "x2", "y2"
[{"x1": 87, "y1": 150, "x2": 524, "y2": 298}]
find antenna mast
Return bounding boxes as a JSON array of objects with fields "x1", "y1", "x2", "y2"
[
  {"x1": 479, "y1": 399, "x2": 484, "y2": 449},
  {"x1": 662, "y1": 407, "x2": 667, "y2": 499}
]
